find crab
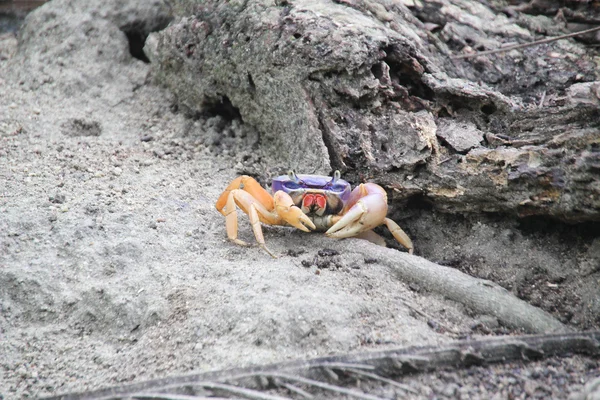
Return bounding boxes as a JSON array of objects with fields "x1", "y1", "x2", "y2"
[{"x1": 215, "y1": 171, "x2": 413, "y2": 257}]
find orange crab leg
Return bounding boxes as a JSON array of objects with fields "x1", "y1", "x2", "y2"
[
  {"x1": 223, "y1": 189, "x2": 249, "y2": 246},
  {"x1": 383, "y1": 217, "x2": 414, "y2": 254},
  {"x1": 215, "y1": 175, "x2": 274, "y2": 215},
  {"x1": 222, "y1": 189, "x2": 278, "y2": 257}
]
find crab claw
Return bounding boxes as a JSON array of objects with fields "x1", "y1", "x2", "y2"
[
  {"x1": 274, "y1": 190, "x2": 316, "y2": 232},
  {"x1": 326, "y1": 183, "x2": 387, "y2": 237},
  {"x1": 326, "y1": 183, "x2": 413, "y2": 253}
]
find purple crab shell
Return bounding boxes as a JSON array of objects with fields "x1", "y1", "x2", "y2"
[{"x1": 272, "y1": 174, "x2": 352, "y2": 202}]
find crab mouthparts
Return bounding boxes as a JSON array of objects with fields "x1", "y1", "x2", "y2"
[{"x1": 302, "y1": 193, "x2": 327, "y2": 216}]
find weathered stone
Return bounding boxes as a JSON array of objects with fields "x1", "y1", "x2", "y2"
[
  {"x1": 9, "y1": 0, "x2": 171, "y2": 92},
  {"x1": 147, "y1": 0, "x2": 600, "y2": 222},
  {"x1": 436, "y1": 120, "x2": 483, "y2": 154},
  {"x1": 567, "y1": 82, "x2": 600, "y2": 107}
]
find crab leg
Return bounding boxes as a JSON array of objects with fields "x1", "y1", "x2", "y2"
[
  {"x1": 216, "y1": 175, "x2": 274, "y2": 215},
  {"x1": 326, "y1": 183, "x2": 413, "y2": 253},
  {"x1": 355, "y1": 230, "x2": 388, "y2": 247},
  {"x1": 274, "y1": 191, "x2": 316, "y2": 232},
  {"x1": 223, "y1": 189, "x2": 253, "y2": 247},
  {"x1": 216, "y1": 175, "x2": 284, "y2": 256},
  {"x1": 383, "y1": 218, "x2": 414, "y2": 254},
  {"x1": 222, "y1": 189, "x2": 275, "y2": 257}
]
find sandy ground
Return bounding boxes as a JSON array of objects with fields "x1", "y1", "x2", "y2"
[
  {"x1": 0, "y1": 23, "x2": 478, "y2": 398},
  {"x1": 0, "y1": 2, "x2": 598, "y2": 399}
]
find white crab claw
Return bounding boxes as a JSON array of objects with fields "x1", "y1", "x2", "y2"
[
  {"x1": 326, "y1": 191, "x2": 387, "y2": 238},
  {"x1": 326, "y1": 201, "x2": 366, "y2": 238}
]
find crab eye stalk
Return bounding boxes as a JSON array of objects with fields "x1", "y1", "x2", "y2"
[
  {"x1": 284, "y1": 170, "x2": 303, "y2": 190},
  {"x1": 288, "y1": 170, "x2": 300, "y2": 183},
  {"x1": 330, "y1": 170, "x2": 341, "y2": 184}
]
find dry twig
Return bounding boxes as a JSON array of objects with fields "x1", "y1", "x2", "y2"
[{"x1": 452, "y1": 25, "x2": 600, "y2": 59}]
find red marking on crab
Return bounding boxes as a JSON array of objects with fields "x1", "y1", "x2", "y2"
[{"x1": 303, "y1": 193, "x2": 326, "y2": 210}]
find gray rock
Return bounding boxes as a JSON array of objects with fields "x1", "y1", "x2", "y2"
[
  {"x1": 567, "y1": 82, "x2": 600, "y2": 106},
  {"x1": 436, "y1": 119, "x2": 483, "y2": 154},
  {"x1": 146, "y1": 0, "x2": 600, "y2": 222}
]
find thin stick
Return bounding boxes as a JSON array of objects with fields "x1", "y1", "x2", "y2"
[
  {"x1": 276, "y1": 381, "x2": 315, "y2": 399},
  {"x1": 132, "y1": 394, "x2": 230, "y2": 400},
  {"x1": 313, "y1": 362, "x2": 375, "y2": 371},
  {"x1": 196, "y1": 382, "x2": 292, "y2": 400},
  {"x1": 399, "y1": 299, "x2": 461, "y2": 335},
  {"x1": 342, "y1": 367, "x2": 419, "y2": 394},
  {"x1": 538, "y1": 90, "x2": 546, "y2": 109},
  {"x1": 451, "y1": 25, "x2": 600, "y2": 59},
  {"x1": 266, "y1": 373, "x2": 387, "y2": 400}
]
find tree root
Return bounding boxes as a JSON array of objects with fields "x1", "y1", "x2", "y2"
[{"x1": 334, "y1": 239, "x2": 569, "y2": 334}]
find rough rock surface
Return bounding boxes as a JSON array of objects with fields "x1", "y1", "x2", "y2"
[{"x1": 147, "y1": 0, "x2": 599, "y2": 222}]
